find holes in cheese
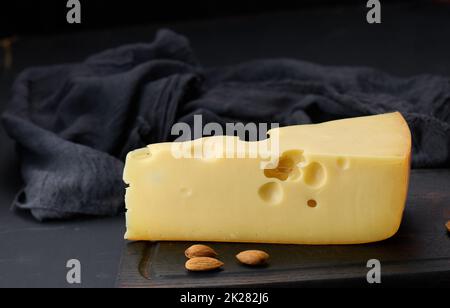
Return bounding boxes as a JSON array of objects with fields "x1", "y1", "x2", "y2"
[
  {"x1": 302, "y1": 162, "x2": 327, "y2": 188},
  {"x1": 336, "y1": 157, "x2": 350, "y2": 170},
  {"x1": 258, "y1": 182, "x2": 284, "y2": 205},
  {"x1": 307, "y1": 199, "x2": 318, "y2": 208},
  {"x1": 124, "y1": 112, "x2": 411, "y2": 244},
  {"x1": 264, "y1": 150, "x2": 304, "y2": 181},
  {"x1": 180, "y1": 187, "x2": 193, "y2": 198}
]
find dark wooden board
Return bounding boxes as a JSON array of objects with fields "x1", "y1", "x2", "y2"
[{"x1": 116, "y1": 169, "x2": 450, "y2": 287}]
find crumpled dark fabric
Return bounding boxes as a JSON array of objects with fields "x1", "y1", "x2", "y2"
[{"x1": 2, "y1": 29, "x2": 450, "y2": 221}]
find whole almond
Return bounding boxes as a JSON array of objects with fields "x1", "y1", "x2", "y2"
[
  {"x1": 185, "y1": 257, "x2": 224, "y2": 272},
  {"x1": 236, "y1": 250, "x2": 269, "y2": 266},
  {"x1": 185, "y1": 244, "x2": 218, "y2": 259},
  {"x1": 446, "y1": 221, "x2": 450, "y2": 233}
]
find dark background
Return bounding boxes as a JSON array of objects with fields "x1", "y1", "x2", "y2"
[
  {"x1": 0, "y1": 0, "x2": 412, "y2": 37},
  {"x1": 0, "y1": 0, "x2": 449, "y2": 287}
]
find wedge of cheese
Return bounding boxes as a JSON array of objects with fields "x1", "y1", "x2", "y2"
[{"x1": 124, "y1": 112, "x2": 411, "y2": 244}]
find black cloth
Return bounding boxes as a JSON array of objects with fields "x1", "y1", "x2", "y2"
[{"x1": 2, "y1": 29, "x2": 450, "y2": 221}]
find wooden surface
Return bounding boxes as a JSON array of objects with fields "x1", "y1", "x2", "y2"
[{"x1": 116, "y1": 169, "x2": 450, "y2": 287}]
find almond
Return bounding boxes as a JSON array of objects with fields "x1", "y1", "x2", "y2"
[
  {"x1": 236, "y1": 250, "x2": 269, "y2": 266},
  {"x1": 185, "y1": 244, "x2": 218, "y2": 259},
  {"x1": 446, "y1": 221, "x2": 450, "y2": 233},
  {"x1": 185, "y1": 257, "x2": 224, "y2": 272}
]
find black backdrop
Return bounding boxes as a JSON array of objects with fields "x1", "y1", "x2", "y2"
[{"x1": 0, "y1": 0, "x2": 423, "y2": 37}]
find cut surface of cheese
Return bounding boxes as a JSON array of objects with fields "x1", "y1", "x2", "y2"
[{"x1": 124, "y1": 112, "x2": 411, "y2": 244}]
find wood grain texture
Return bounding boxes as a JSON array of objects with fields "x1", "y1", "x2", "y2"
[{"x1": 116, "y1": 169, "x2": 450, "y2": 287}]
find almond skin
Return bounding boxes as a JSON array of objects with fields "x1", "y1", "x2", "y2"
[
  {"x1": 185, "y1": 244, "x2": 218, "y2": 259},
  {"x1": 185, "y1": 257, "x2": 224, "y2": 272},
  {"x1": 236, "y1": 250, "x2": 269, "y2": 266}
]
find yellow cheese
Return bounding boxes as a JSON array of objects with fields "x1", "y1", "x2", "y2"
[{"x1": 124, "y1": 112, "x2": 411, "y2": 244}]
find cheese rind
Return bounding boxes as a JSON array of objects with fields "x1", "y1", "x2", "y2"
[{"x1": 124, "y1": 112, "x2": 411, "y2": 244}]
